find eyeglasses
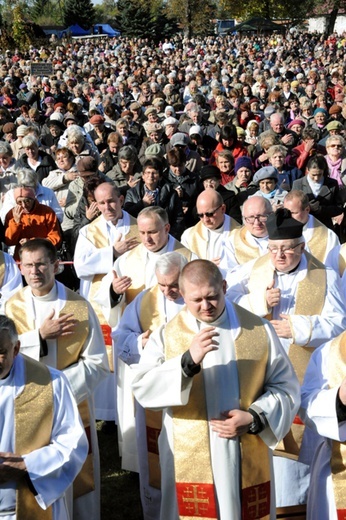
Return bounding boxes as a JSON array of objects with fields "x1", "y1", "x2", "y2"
[
  {"x1": 329, "y1": 144, "x2": 343, "y2": 148},
  {"x1": 268, "y1": 243, "x2": 302, "y2": 255},
  {"x1": 17, "y1": 198, "x2": 34, "y2": 205},
  {"x1": 197, "y1": 205, "x2": 222, "y2": 219},
  {"x1": 21, "y1": 262, "x2": 53, "y2": 271},
  {"x1": 244, "y1": 214, "x2": 270, "y2": 224}
]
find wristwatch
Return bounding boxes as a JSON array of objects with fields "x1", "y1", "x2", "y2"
[{"x1": 247, "y1": 408, "x2": 266, "y2": 435}]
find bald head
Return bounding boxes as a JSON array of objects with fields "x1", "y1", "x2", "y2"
[
  {"x1": 94, "y1": 182, "x2": 123, "y2": 223},
  {"x1": 242, "y1": 196, "x2": 272, "y2": 238},
  {"x1": 196, "y1": 189, "x2": 225, "y2": 230}
]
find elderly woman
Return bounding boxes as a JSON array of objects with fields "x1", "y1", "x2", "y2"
[
  {"x1": 292, "y1": 154, "x2": 344, "y2": 230},
  {"x1": 267, "y1": 145, "x2": 303, "y2": 190},
  {"x1": 14, "y1": 134, "x2": 56, "y2": 183},
  {"x1": 1, "y1": 168, "x2": 63, "y2": 224},
  {"x1": 324, "y1": 135, "x2": 346, "y2": 187},
  {"x1": 115, "y1": 118, "x2": 139, "y2": 149},
  {"x1": 124, "y1": 157, "x2": 184, "y2": 238},
  {"x1": 42, "y1": 147, "x2": 78, "y2": 208},
  {"x1": 215, "y1": 150, "x2": 235, "y2": 186},
  {"x1": 64, "y1": 125, "x2": 99, "y2": 163},
  {"x1": 107, "y1": 145, "x2": 142, "y2": 196},
  {"x1": 253, "y1": 166, "x2": 288, "y2": 209},
  {"x1": 225, "y1": 156, "x2": 256, "y2": 207}
]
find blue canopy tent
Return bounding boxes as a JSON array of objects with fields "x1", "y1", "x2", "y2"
[
  {"x1": 93, "y1": 24, "x2": 121, "y2": 36},
  {"x1": 67, "y1": 24, "x2": 91, "y2": 36}
]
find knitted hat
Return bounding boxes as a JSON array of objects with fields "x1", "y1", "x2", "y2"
[
  {"x1": 16, "y1": 125, "x2": 27, "y2": 137},
  {"x1": 287, "y1": 119, "x2": 305, "y2": 129},
  {"x1": 145, "y1": 144, "x2": 165, "y2": 158},
  {"x1": 235, "y1": 156, "x2": 253, "y2": 174}
]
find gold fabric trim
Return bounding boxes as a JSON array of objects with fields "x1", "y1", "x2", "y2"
[
  {"x1": 86, "y1": 214, "x2": 138, "y2": 372},
  {"x1": 165, "y1": 305, "x2": 270, "y2": 519},
  {"x1": 7, "y1": 287, "x2": 94, "y2": 498},
  {"x1": 186, "y1": 219, "x2": 239, "y2": 259},
  {"x1": 306, "y1": 217, "x2": 328, "y2": 263},
  {"x1": 0, "y1": 251, "x2": 6, "y2": 290},
  {"x1": 125, "y1": 240, "x2": 192, "y2": 304},
  {"x1": 15, "y1": 355, "x2": 53, "y2": 520},
  {"x1": 233, "y1": 226, "x2": 262, "y2": 265}
]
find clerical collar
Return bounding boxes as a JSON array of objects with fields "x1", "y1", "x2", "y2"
[
  {"x1": 208, "y1": 221, "x2": 224, "y2": 234},
  {"x1": 197, "y1": 306, "x2": 227, "y2": 328},
  {"x1": 32, "y1": 282, "x2": 58, "y2": 301},
  {"x1": 276, "y1": 260, "x2": 302, "y2": 275}
]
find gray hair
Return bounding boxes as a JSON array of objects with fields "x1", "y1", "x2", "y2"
[
  {"x1": 0, "y1": 141, "x2": 13, "y2": 156},
  {"x1": 118, "y1": 145, "x2": 138, "y2": 163},
  {"x1": 16, "y1": 168, "x2": 38, "y2": 188},
  {"x1": 0, "y1": 315, "x2": 18, "y2": 344},
  {"x1": 155, "y1": 252, "x2": 188, "y2": 275},
  {"x1": 66, "y1": 125, "x2": 85, "y2": 144},
  {"x1": 22, "y1": 134, "x2": 39, "y2": 149}
]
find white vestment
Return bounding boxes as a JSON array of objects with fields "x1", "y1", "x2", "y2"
[
  {"x1": 0, "y1": 252, "x2": 22, "y2": 314},
  {"x1": 180, "y1": 214, "x2": 235, "y2": 260},
  {"x1": 302, "y1": 214, "x2": 339, "y2": 263},
  {"x1": 300, "y1": 341, "x2": 346, "y2": 520},
  {"x1": 131, "y1": 301, "x2": 300, "y2": 520},
  {"x1": 113, "y1": 290, "x2": 184, "y2": 520},
  {"x1": 218, "y1": 228, "x2": 269, "y2": 272},
  {"x1": 94, "y1": 235, "x2": 195, "y2": 472},
  {"x1": 0, "y1": 354, "x2": 88, "y2": 520},
  {"x1": 5, "y1": 282, "x2": 109, "y2": 520},
  {"x1": 74, "y1": 211, "x2": 135, "y2": 421},
  {"x1": 226, "y1": 253, "x2": 346, "y2": 506}
]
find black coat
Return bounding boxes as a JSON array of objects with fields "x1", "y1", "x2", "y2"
[
  {"x1": 124, "y1": 179, "x2": 185, "y2": 239},
  {"x1": 292, "y1": 175, "x2": 344, "y2": 229},
  {"x1": 15, "y1": 151, "x2": 56, "y2": 183}
]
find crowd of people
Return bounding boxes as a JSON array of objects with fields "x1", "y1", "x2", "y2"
[{"x1": 1, "y1": 28, "x2": 346, "y2": 520}]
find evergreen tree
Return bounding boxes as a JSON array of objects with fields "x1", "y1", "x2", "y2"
[
  {"x1": 117, "y1": 0, "x2": 156, "y2": 38},
  {"x1": 63, "y1": 0, "x2": 96, "y2": 29}
]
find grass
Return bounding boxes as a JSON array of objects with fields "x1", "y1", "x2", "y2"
[{"x1": 97, "y1": 421, "x2": 143, "y2": 519}]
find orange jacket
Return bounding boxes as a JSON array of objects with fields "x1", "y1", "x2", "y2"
[{"x1": 5, "y1": 201, "x2": 62, "y2": 259}]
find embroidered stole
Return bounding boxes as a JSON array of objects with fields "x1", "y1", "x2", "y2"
[
  {"x1": 328, "y1": 332, "x2": 346, "y2": 519},
  {"x1": 6, "y1": 287, "x2": 93, "y2": 498},
  {"x1": 86, "y1": 214, "x2": 138, "y2": 371},
  {"x1": 306, "y1": 217, "x2": 329, "y2": 263},
  {"x1": 0, "y1": 251, "x2": 6, "y2": 289},
  {"x1": 233, "y1": 226, "x2": 263, "y2": 265},
  {"x1": 186, "y1": 218, "x2": 239, "y2": 259},
  {"x1": 248, "y1": 252, "x2": 326, "y2": 457},
  {"x1": 125, "y1": 240, "x2": 193, "y2": 304},
  {"x1": 139, "y1": 285, "x2": 167, "y2": 489},
  {"x1": 165, "y1": 305, "x2": 271, "y2": 520},
  {"x1": 15, "y1": 355, "x2": 53, "y2": 520}
]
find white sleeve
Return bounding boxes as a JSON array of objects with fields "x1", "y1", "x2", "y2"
[
  {"x1": 74, "y1": 229, "x2": 114, "y2": 280},
  {"x1": 112, "y1": 292, "x2": 145, "y2": 365}
]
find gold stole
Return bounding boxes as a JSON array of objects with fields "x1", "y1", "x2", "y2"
[
  {"x1": 233, "y1": 226, "x2": 263, "y2": 265},
  {"x1": 328, "y1": 332, "x2": 346, "y2": 518},
  {"x1": 0, "y1": 251, "x2": 6, "y2": 289},
  {"x1": 139, "y1": 285, "x2": 166, "y2": 489},
  {"x1": 186, "y1": 219, "x2": 239, "y2": 258},
  {"x1": 249, "y1": 252, "x2": 326, "y2": 457},
  {"x1": 6, "y1": 287, "x2": 93, "y2": 498},
  {"x1": 338, "y1": 244, "x2": 346, "y2": 277},
  {"x1": 165, "y1": 305, "x2": 271, "y2": 520},
  {"x1": 15, "y1": 355, "x2": 53, "y2": 520},
  {"x1": 125, "y1": 240, "x2": 193, "y2": 304},
  {"x1": 86, "y1": 214, "x2": 138, "y2": 371},
  {"x1": 306, "y1": 217, "x2": 329, "y2": 263}
]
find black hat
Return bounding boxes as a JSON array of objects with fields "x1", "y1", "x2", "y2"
[
  {"x1": 266, "y1": 208, "x2": 304, "y2": 240},
  {"x1": 200, "y1": 165, "x2": 221, "y2": 181}
]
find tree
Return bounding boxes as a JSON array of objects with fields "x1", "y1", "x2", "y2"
[
  {"x1": 166, "y1": 0, "x2": 214, "y2": 37},
  {"x1": 220, "y1": 0, "x2": 316, "y2": 25},
  {"x1": 12, "y1": 4, "x2": 32, "y2": 48},
  {"x1": 63, "y1": 0, "x2": 96, "y2": 29},
  {"x1": 117, "y1": 0, "x2": 157, "y2": 38}
]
